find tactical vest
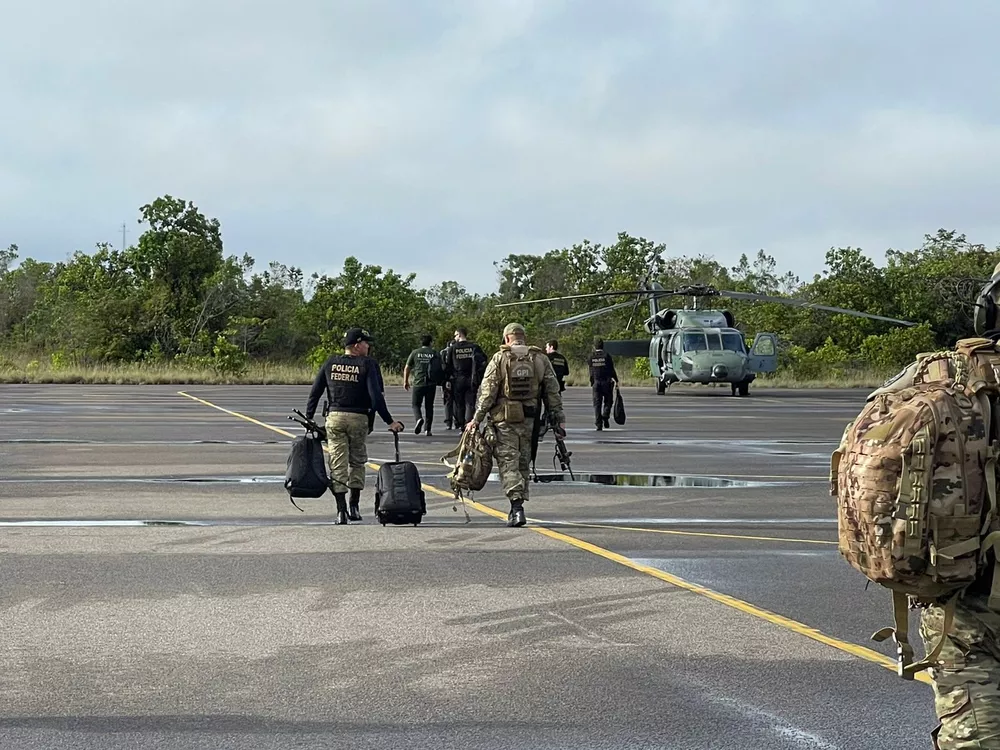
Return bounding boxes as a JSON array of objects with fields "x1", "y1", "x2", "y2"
[
  {"x1": 326, "y1": 354, "x2": 370, "y2": 413},
  {"x1": 589, "y1": 350, "x2": 610, "y2": 382},
  {"x1": 451, "y1": 341, "x2": 476, "y2": 376},
  {"x1": 502, "y1": 346, "x2": 540, "y2": 402}
]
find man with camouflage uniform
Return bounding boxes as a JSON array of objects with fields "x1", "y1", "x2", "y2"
[
  {"x1": 465, "y1": 322, "x2": 564, "y2": 527},
  {"x1": 305, "y1": 327, "x2": 403, "y2": 524},
  {"x1": 874, "y1": 261, "x2": 1000, "y2": 748}
]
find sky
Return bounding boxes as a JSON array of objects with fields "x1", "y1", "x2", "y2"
[{"x1": 3, "y1": 0, "x2": 1000, "y2": 296}]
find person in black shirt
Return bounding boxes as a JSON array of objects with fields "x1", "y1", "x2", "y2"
[
  {"x1": 447, "y1": 327, "x2": 487, "y2": 428},
  {"x1": 305, "y1": 327, "x2": 403, "y2": 524},
  {"x1": 541, "y1": 339, "x2": 570, "y2": 428},
  {"x1": 588, "y1": 337, "x2": 618, "y2": 430},
  {"x1": 440, "y1": 340, "x2": 455, "y2": 429},
  {"x1": 545, "y1": 339, "x2": 570, "y2": 392}
]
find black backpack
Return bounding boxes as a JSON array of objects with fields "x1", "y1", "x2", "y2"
[
  {"x1": 428, "y1": 351, "x2": 447, "y2": 386},
  {"x1": 285, "y1": 410, "x2": 329, "y2": 510}
]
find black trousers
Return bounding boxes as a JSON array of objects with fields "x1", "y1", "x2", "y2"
[
  {"x1": 451, "y1": 375, "x2": 475, "y2": 426},
  {"x1": 411, "y1": 384, "x2": 436, "y2": 429},
  {"x1": 592, "y1": 381, "x2": 613, "y2": 425}
]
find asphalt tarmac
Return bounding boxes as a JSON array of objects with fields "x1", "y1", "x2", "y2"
[{"x1": 0, "y1": 383, "x2": 936, "y2": 749}]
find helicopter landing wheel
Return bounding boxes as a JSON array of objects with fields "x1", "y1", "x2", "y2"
[{"x1": 737, "y1": 380, "x2": 750, "y2": 397}]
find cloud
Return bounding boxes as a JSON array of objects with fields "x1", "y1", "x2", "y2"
[{"x1": 4, "y1": 0, "x2": 1000, "y2": 296}]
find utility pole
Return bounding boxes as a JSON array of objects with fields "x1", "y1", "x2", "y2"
[{"x1": 121, "y1": 222, "x2": 127, "y2": 252}]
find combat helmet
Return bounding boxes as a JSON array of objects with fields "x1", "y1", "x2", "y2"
[{"x1": 973, "y1": 261, "x2": 1000, "y2": 336}]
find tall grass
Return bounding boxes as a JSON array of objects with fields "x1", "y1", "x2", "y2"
[{"x1": 0, "y1": 352, "x2": 891, "y2": 388}]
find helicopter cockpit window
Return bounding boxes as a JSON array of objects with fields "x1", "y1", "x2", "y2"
[
  {"x1": 706, "y1": 333, "x2": 723, "y2": 350},
  {"x1": 722, "y1": 333, "x2": 745, "y2": 352},
  {"x1": 682, "y1": 332, "x2": 707, "y2": 351}
]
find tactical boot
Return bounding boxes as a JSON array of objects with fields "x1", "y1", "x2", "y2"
[
  {"x1": 507, "y1": 501, "x2": 526, "y2": 527},
  {"x1": 603, "y1": 417, "x2": 610, "y2": 429},
  {"x1": 348, "y1": 488, "x2": 362, "y2": 521},
  {"x1": 334, "y1": 493, "x2": 349, "y2": 525}
]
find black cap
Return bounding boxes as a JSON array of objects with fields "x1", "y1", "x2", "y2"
[{"x1": 344, "y1": 327, "x2": 374, "y2": 346}]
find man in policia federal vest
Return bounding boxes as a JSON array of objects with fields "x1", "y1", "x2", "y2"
[
  {"x1": 305, "y1": 327, "x2": 403, "y2": 524},
  {"x1": 403, "y1": 334, "x2": 442, "y2": 436},
  {"x1": 465, "y1": 322, "x2": 564, "y2": 527},
  {"x1": 448, "y1": 327, "x2": 487, "y2": 428},
  {"x1": 588, "y1": 337, "x2": 618, "y2": 431}
]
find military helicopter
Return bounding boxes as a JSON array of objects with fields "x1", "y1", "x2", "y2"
[{"x1": 496, "y1": 280, "x2": 918, "y2": 396}]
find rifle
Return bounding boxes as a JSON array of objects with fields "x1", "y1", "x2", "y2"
[
  {"x1": 287, "y1": 409, "x2": 327, "y2": 441},
  {"x1": 551, "y1": 424, "x2": 575, "y2": 480}
]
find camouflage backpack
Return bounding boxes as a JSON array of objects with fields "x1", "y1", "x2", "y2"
[
  {"x1": 831, "y1": 337, "x2": 1000, "y2": 678},
  {"x1": 501, "y1": 345, "x2": 542, "y2": 402},
  {"x1": 441, "y1": 424, "x2": 495, "y2": 519}
]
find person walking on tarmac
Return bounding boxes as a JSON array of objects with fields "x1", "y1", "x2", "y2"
[
  {"x1": 305, "y1": 327, "x2": 403, "y2": 524},
  {"x1": 440, "y1": 339, "x2": 456, "y2": 429},
  {"x1": 542, "y1": 339, "x2": 570, "y2": 428},
  {"x1": 465, "y1": 322, "x2": 564, "y2": 527},
  {"x1": 589, "y1": 337, "x2": 618, "y2": 430},
  {"x1": 403, "y1": 334, "x2": 443, "y2": 436},
  {"x1": 545, "y1": 339, "x2": 570, "y2": 392},
  {"x1": 448, "y1": 327, "x2": 487, "y2": 428}
]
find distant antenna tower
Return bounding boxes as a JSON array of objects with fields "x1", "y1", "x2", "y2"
[{"x1": 121, "y1": 222, "x2": 127, "y2": 251}]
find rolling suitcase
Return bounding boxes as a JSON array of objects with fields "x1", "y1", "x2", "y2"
[{"x1": 374, "y1": 432, "x2": 426, "y2": 526}]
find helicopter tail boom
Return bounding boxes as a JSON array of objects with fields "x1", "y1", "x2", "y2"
[{"x1": 602, "y1": 340, "x2": 652, "y2": 358}]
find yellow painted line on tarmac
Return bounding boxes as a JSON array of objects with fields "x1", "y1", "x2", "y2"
[
  {"x1": 176, "y1": 390, "x2": 931, "y2": 686},
  {"x1": 543, "y1": 520, "x2": 838, "y2": 545}
]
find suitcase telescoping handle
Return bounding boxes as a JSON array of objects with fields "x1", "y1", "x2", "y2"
[{"x1": 393, "y1": 429, "x2": 400, "y2": 463}]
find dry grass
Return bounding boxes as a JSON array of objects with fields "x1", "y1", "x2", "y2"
[
  {"x1": 0, "y1": 353, "x2": 890, "y2": 389},
  {"x1": 0, "y1": 356, "x2": 400, "y2": 386}
]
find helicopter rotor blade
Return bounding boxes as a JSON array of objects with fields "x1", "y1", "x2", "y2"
[
  {"x1": 716, "y1": 290, "x2": 918, "y2": 326},
  {"x1": 550, "y1": 299, "x2": 644, "y2": 326},
  {"x1": 626, "y1": 262, "x2": 656, "y2": 332},
  {"x1": 494, "y1": 289, "x2": 666, "y2": 308}
]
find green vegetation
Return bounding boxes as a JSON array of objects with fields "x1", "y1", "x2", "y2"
[{"x1": 1, "y1": 195, "x2": 997, "y2": 388}]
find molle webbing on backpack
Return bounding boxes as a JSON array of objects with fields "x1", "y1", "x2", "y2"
[
  {"x1": 498, "y1": 345, "x2": 542, "y2": 403},
  {"x1": 831, "y1": 337, "x2": 1000, "y2": 678}
]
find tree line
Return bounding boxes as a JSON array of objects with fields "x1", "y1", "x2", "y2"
[{"x1": 1, "y1": 194, "x2": 997, "y2": 381}]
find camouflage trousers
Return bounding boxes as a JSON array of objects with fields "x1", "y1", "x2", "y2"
[
  {"x1": 494, "y1": 421, "x2": 533, "y2": 504},
  {"x1": 920, "y1": 594, "x2": 1000, "y2": 748},
  {"x1": 324, "y1": 411, "x2": 370, "y2": 492}
]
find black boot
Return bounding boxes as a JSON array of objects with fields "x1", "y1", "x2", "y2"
[
  {"x1": 334, "y1": 493, "x2": 348, "y2": 525},
  {"x1": 507, "y1": 500, "x2": 526, "y2": 527},
  {"x1": 348, "y1": 488, "x2": 362, "y2": 521}
]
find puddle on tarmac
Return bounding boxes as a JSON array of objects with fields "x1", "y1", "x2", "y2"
[
  {"x1": 569, "y1": 437, "x2": 834, "y2": 459},
  {"x1": 488, "y1": 472, "x2": 787, "y2": 488}
]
